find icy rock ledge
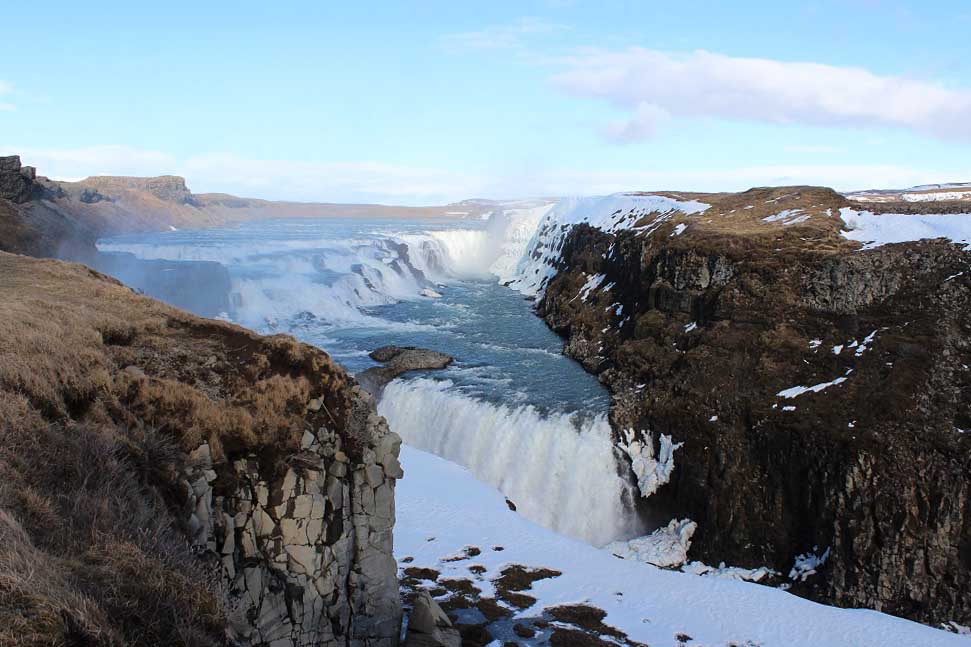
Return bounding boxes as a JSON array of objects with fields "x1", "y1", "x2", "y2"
[
  {"x1": 619, "y1": 428, "x2": 683, "y2": 498},
  {"x1": 605, "y1": 519, "x2": 697, "y2": 568}
]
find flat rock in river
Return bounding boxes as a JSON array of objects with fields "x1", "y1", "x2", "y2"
[{"x1": 358, "y1": 345, "x2": 453, "y2": 397}]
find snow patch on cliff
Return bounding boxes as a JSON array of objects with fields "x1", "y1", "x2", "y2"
[
  {"x1": 619, "y1": 428, "x2": 683, "y2": 498},
  {"x1": 839, "y1": 207, "x2": 971, "y2": 250},
  {"x1": 506, "y1": 193, "x2": 710, "y2": 298},
  {"x1": 789, "y1": 546, "x2": 831, "y2": 582}
]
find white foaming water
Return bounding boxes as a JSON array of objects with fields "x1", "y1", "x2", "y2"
[
  {"x1": 378, "y1": 378, "x2": 643, "y2": 546},
  {"x1": 100, "y1": 209, "x2": 550, "y2": 329}
]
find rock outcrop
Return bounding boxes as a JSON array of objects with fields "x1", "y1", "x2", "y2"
[
  {"x1": 357, "y1": 346, "x2": 454, "y2": 398},
  {"x1": 0, "y1": 252, "x2": 403, "y2": 646},
  {"x1": 0, "y1": 155, "x2": 36, "y2": 203},
  {"x1": 532, "y1": 187, "x2": 971, "y2": 627},
  {"x1": 402, "y1": 591, "x2": 461, "y2": 647}
]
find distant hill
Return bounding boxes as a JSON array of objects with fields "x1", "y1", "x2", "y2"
[{"x1": 0, "y1": 154, "x2": 513, "y2": 258}]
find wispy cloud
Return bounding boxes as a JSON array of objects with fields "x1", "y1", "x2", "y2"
[
  {"x1": 783, "y1": 145, "x2": 846, "y2": 155},
  {"x1": 552, "y1": 48, "x2": 971, "y2": 143},
  {"x1": 0, "y1": 81, "x2": 15, "y2": 111},
  {"x1": 2, "y1": 146, "x2": 480, "y2": 205},
  {"x1": 6, "y1": 144, "x2": 963, "y2": 202},
  {"x1": 442, "y1": 17, "x2": 568, "y2": 53},
  {"x1": 3, "y1": 145, "x2": 180, "y2": 180}
]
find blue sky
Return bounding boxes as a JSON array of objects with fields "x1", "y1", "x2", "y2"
[{"x1": 2, "y1": 1, "x2": 971, "y2": 203}]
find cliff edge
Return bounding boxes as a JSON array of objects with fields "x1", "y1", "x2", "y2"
[
  {"x1": 0, "y1": 252, "x2": 402, "y2": 646},
  {"x1": 529, "y1": 187, "x2": 971, "y2": 627}
]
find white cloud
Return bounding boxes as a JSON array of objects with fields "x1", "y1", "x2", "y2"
[
  {"x1": 600, "y1": 103, "x2": 670, "y2": 143},
  {"x1": 442, "y1": 17, "x2": 568, "y2": 52},
  {"x1": 552, "y1": 48, "x2": 971, "y2": 142}
]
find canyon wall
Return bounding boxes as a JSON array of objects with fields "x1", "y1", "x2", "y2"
[{"x1": 527, "y1": 188, "x2": 971, "y2": 627}]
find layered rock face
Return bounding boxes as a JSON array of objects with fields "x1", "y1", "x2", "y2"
[
  {"x1": 532, "y1": 187, "x2": 971, "y2": 626},
  {"x1": 0, "y1": 252, "x2": 402, "y2": 646},
  {"x1": 183, "y1": 394, "x2": 402, "y2": 647},
  {"x1": 0, "y1": 155, "x2": 36, "y2": 203}
]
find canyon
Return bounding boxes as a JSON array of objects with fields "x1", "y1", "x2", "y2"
[
  {"x1": 1, "y1": 154, "x2": 969, "y2": 645},
  {"x1": 526, "y1": 188, "x2": 971, "y2": 627}
]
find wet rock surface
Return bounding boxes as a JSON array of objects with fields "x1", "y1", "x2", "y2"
[
  {"x1": 358, "y1": 346, "x2": 454, "y2": 397},
  {"x1": 534, "y1": 191, "x2": 971, "y2": 627}
]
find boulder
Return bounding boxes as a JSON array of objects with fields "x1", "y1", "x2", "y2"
[{"x1": 405, "y1": 591, "x2": 461, "y2": 647}]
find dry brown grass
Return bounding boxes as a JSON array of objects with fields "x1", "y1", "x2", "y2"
[
  {"x1": 0, "y1": 398, "x2": 225, "y2": 646},
  {"x1": 0, "y1": 251, "x2": 365, "y2": 644},
  {"x1": 0, "y1": 252, "x2": 357, "y2": 462},
  {"x1": 632, "y1": 186, "x2": 854, "y2": 253}
]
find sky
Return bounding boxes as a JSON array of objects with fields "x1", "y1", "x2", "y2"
[{"x1": 2, "y1": 1, "x2": 971, "y2": 204}]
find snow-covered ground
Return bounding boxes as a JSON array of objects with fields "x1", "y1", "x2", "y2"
[
  {"x1": 395, "y1": 446, "x2": 966, "y2": 647},
  {"x1": 839, "y1": 207, "x2": 971, "y2": 250}
]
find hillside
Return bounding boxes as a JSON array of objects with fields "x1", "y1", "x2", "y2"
[{"x1": 0, "y1": 252, "x2": 402, "y2": 645}]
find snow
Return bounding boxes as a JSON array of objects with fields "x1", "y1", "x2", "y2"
[
  {"x1": 777, "y1": 376, "x2": 849, "y2": 399},
  {"x1": 789, "y1": 547, "x2": 831, "y2": 582},
  {"x1": 605, "y1": 519, "x2": 697, "y2": 568},
  {"x1": 839, "y1": 207, "x2": 971, "y2": 251},
  {"x1": 682, "y1": 561, "x2": 776, "y2": 583},
  {"x1": 902, "y1": 190, "x2": 971, "y2": 202},
  {"x1": 683, "y1": 321, "x2": 697, "y2": 332},
  {"x1": 395, "y1": 445, "x2": 965, "y2": 647},
  {"x1": 574, "y1": 273, "x2": 607, "y2": 302},
  {"x1": 855, "y1": 330, "x2": 878, "y2": 356},
  {"x1": 670, "y1": 223, "x2": 688, "y2": 236},
  {"x1": 945, "y1": 271, "x2": 965, "y2": 282},
  {"x1": 763, "y1": 209, "x2": 811, "y2": 226},
  {"x1": 507, "y1": 193, "x2": 710, "y2": 298},
  {"x1": 619, "y1": 429, "x2": 683, "y2": 498}
]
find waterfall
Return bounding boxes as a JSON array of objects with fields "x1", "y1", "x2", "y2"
[{"x1": 378, "y1": 378, "x2": 643, "y2": 546}]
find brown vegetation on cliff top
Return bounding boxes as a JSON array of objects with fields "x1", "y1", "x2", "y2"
[{"x1": 0, "y1": 251, "x2": 370, "y2": 645}]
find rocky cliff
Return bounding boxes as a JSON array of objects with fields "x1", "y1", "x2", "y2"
[
  {"x1": 530, "y1": 187, "x2": 971, "y2": 627},
  {"x1": 0, "y1": 252, "x2": 402, "y2": 646}
]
